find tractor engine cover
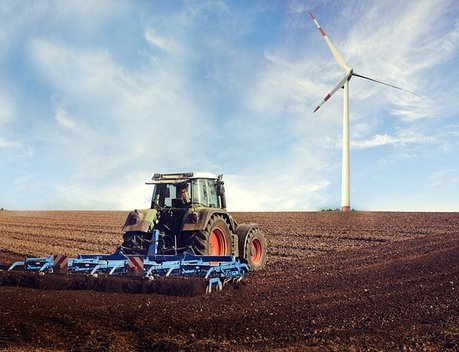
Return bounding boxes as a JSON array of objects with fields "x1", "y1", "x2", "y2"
[
  {"x1": 122, "y1": 209, "x2": 157, "y2": 233},
  {"x1": 121, "y1": 209, "x2": 157, "y2": 255}
]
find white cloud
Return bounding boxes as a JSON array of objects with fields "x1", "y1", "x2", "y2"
[
  {"x1": 0, "y1": 93, "x2": 19, "y2": 149},
  {"x1": 302, "y1": 180, "x2": 330, "y2": 193},
  {"x1": 13, "y1": 175, "x2": 40, "y2": 195},
  {"x1": 54, "y1": 106, "x2": 77, "y2": 130},
  {"x1": 47, "y1": 170, "x2": 152, "y2": 210},
  {"x1": 246, "y1": 52, "x2": 322, "y2": 118},
  {"x1": 225, "y1": 159, "x2": 332, "y2": 212},
  {"x1": 352, "y1": 132, "x2": 435, "y2": 149},
  {"x1": 144, "y1": 27, "x2": 181, "y2": 55},
  {"x1": 441, "y1": 19, "x2": 459, "y2": 53},
  {"x1": 0, "y1": 138, "x2": 20, "y2": 149},
  {"x1": 430, "y1": 169, "x2": 459, "y2": 191},
  {"x1": 0, "y1": 94, "x2": 13, "y2": 124}
]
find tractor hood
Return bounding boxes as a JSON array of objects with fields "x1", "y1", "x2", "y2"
[{"x1": 122, "y1": 209, "x2": 157, "y2": 233}]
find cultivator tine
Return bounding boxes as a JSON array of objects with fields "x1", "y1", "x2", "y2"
[
  {"x1": 145, "y1": 262, "x2": 162, "y2": 277},
  {"x1": 166, "y1": 267, "x2": 175, "y2": 277},
  {"x1": 19, "y1": 256, "x2": 55, "y2": 273},
  {"x1": 206, "y1": 277, "x2": 223, "y2": 294},
  {"x1": 8, "y1": 261, "x2": 25, "y2": 271},
  {"x1": 38, "y1": 262, "x2": 50, "y2": 273},
  {"x1": 90, "y1": 265, "x2": 102, "y2": 276},
  {"x1": 109, "y1": 263, "x2": 124, "y2": 275}
]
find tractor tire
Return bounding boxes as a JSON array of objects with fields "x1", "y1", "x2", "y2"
[
  {"x1": 187, "y1": 215, "x2": 232, "y2": 256},
  {"x1": 236, "y1": 224, "x2": 267, "y2": 271}
]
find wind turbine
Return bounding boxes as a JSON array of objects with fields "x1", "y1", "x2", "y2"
[{"x1": 309, "y1": 11, "x2": 413, "y2": 212}]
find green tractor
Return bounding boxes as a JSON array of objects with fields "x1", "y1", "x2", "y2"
[{"x1": 120, "y1": 172, "x2": 267, "y2": 271}]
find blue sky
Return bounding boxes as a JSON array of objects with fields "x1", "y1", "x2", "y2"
[{"x1": 1, "y1": 0, "x2": 458, "y2": 211}]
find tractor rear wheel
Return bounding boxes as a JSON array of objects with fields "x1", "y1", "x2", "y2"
[
  {"x1": 188, "y1": 215, "x2": 232, "y2": 256},
  {"x1": 236, "y1": 225, "x2": 267, "y2": 271}
]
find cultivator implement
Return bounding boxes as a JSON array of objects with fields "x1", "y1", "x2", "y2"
[{"x1": 8, "y1": 251, "x2": 249, "y2": 294}]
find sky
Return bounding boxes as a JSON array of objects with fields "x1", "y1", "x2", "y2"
[{"x1": 1, "y1": 0, "x2": 459, "y2": 212}]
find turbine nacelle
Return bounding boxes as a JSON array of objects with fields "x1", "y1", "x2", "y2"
[{"x1": 346, "y1": 69, "x2": 353, "y2": 82}]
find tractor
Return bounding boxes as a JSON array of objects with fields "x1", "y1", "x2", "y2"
[
  {"x1": 6, "y1": 172, "x2": 266, "y2": 294},
  {"x1": 120, "y1": 172, "x2": 267, "y2": 271}
]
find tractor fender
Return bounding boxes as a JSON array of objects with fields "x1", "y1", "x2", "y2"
[
  {"x1": 122, "y1": 209, "x2": 157, "y2": 233},
  {"x1": 182, "y1": 209, "x2": 236, "y2": 233}
]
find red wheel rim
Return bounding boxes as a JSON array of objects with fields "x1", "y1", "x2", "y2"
[
  {"x1": 250, "y1": 239, "x2": 263, "y2": 264},
  {"x1": 209, "y1": 228, "x2": 226, "y2": 255}
]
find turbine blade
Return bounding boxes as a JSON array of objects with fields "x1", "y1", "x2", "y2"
[
  {"x1": 353, "y1": 72, "x2": 415, "y2": 94},
  {"x1": 309, "y1": 11, "x2": 349, "y2": 72},
  {"x1": 313, "y1": 73, "x2": 351, "y2": 112}
]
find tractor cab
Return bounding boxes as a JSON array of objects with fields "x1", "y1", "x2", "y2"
[{"x1": 148, "y1": 172, "x2": 226, "y2": 210}]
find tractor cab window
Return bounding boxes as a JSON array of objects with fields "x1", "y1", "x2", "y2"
[
  {"x1": 152, "y1": 183, "x2": 191, "y2": 208},
  {"x1": 152, "y1": 179, "x2": 218, "y2": 208},
  {"x1": 191, "y1": 179, "x2": 219, "y2": 208}
]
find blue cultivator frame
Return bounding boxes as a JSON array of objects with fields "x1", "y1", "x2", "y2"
[{"x1": 8, "y1": 230, "x2": 249, "y2": 294}]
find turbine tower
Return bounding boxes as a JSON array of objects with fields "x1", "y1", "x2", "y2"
[{"x1": 309, "y1": 11, "x2": 413, "y2": 212}]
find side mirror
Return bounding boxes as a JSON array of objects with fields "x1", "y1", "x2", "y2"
[
  {"x1": 216, "y1": 174, "x2": 225, "y2": 196},
  {"x1": 216, "y1": 174, "x2": 226, "y2": 208}
]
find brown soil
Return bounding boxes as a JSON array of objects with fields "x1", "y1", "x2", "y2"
[{"x1": 0, "y1": 211, "x2": 458, "y2": 351}]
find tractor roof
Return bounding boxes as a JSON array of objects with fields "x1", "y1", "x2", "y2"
[{"x1": 145, "y1": 172, "x2": 219, "y2": 184}]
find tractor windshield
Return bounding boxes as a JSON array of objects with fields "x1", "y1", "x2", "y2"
[
  {"x1": 151, "y1": 179, "x2": 219, "y2": 208},
  {"x1": 151, "y1": 182, "x2": 191, "y2": 208}
]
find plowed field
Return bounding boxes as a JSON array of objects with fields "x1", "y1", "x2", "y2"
[{"x1": 0, "y1": 211, "x2": 458, "y2": 351}]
